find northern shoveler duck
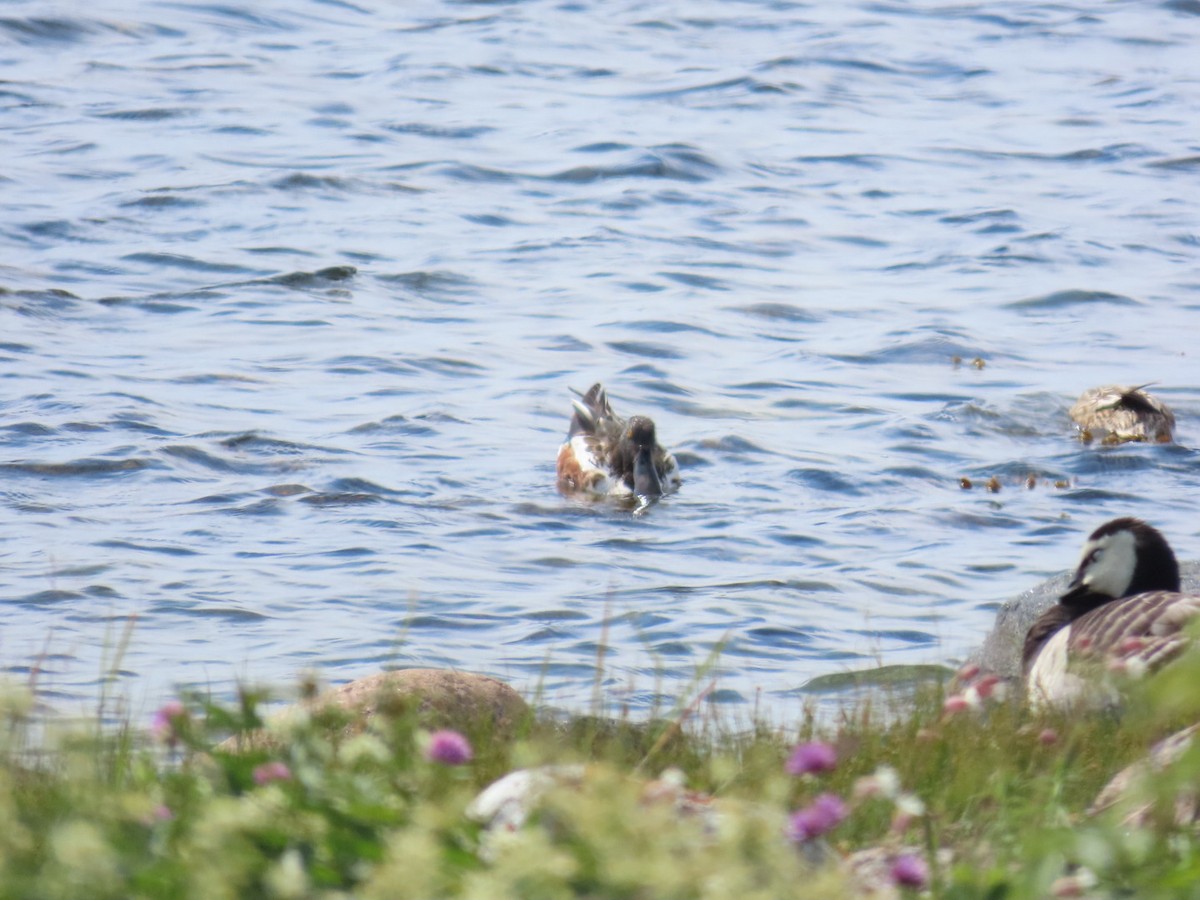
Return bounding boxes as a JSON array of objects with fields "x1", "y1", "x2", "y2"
[
  {"x1": 1023, "y1": 517, "x2": 1200, "y2": 708},
  {"x1": 555, "y1": 383, "x2": 681, "y2": 503},
  {"x1": 1069, "y1": 384, "x2": 1174, "y2": 444}
]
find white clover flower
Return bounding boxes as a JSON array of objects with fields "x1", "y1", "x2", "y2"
[
  {"x1": 658, "y1": 767, "x2": 686, "y2": 789},
  {"x1": 264, "y1": 847, "x2": 308, "y2": 899},
  {"x1": 1123, "y1": 656, "x2": 1148, "y2": 680},
  {"x1": 896, "y1": 793, "x2": 925, "y2": 817},
  {"x1": 853, "y1": 764, "x2": 902, "y2": 801},
  {"x1": 874, "y1": 765, "x2": 901, "y2": 799},
  {"x1": 339, "y1": 733, "x2": 390, "y2": 766},
  {"x1": 960, "y1": 686, "x2": 985, "y2": 710}
]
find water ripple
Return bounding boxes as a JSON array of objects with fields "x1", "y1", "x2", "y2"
[
  {"x1": 1006, "y1": 289, "x2": 1139, "y2": 309},
  {"x1": 3, "y1": 0, "x2": 1199, "y2": 722},
  {"x1": 1, "y1": 457, "x2": 154, "y2": 477}
]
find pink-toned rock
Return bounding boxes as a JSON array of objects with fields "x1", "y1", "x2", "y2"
[
  {"x1": 319, "y1": 669, "x2": 527, "y2": 730},
  {"x1": 218, "y1": 668, "x2": 528, "y2": 752}
]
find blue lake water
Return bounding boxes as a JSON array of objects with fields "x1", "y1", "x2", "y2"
[{"x1": 2, "y1": 0, "x2": 1200, "y2": 725}]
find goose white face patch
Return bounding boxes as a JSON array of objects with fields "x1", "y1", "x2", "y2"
[{"x1": 1076, "y1": 528, "x2": 1137, "y2": 598}]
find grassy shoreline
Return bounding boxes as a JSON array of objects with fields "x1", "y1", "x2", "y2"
[{"x1": 4, "y1": 656, "x2": 1200, "y2": 899}]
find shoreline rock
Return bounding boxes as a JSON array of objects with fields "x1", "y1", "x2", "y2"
[{"x1": 217, "y1": 668, "x2": 529, "y2": 753}]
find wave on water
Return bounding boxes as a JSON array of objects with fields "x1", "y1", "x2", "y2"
[{"x1": 4, "y1": 0, "x2": 1200, "y2": 720}]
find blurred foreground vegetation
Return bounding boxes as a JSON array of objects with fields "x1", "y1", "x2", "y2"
[{"x1": 4, "y1": 653, "x2": 1200, "y2": 899}]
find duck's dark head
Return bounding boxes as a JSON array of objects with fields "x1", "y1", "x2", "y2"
[
  {"x1": 1060, "y1": 517, "x2": 1180, "y2": 610},
  {"x1": 624, "y1": 415, "x2": 662, "y2": 498},
  {"x1": 1112, "y1": 387, "x2": 1160, "y2": 416}
]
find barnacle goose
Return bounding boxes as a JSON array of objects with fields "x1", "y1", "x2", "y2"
[{"x1": 1024, "y1": 517, "x2": 1200, "y2": 708}]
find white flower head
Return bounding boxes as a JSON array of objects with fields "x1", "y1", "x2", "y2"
[{"x1": 874, "y1": 765, "x2": 901, "y2": 799}]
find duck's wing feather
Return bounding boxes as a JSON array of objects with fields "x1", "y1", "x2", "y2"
[
  {"x1": 1069, "y1": 385, "x2": 1174, "y2": 439},
  {"x1": 568, "y1": 383, "x2": 625, "y2": 441}
]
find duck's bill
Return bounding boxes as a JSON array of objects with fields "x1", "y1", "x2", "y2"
[
  {"x1": 632, "y1": 446, "x2": 663, "y2": 498},
  {"x1": 632, "y1": 493, "x2": 659, "y2": 516},
  {"x1": 1059, "y1": 572, "x2": 1092, "y2": 605}
]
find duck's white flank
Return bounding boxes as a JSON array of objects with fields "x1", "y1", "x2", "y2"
[{"x1": 557, "y1": 435, "x2": 625, "y2": 498}]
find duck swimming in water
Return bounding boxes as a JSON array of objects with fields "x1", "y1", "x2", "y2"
[
  {"x1": 1069, "y1": 384, "x2": 1174, "y2": 444},
  {"x1": 555, "y1": 383, "x2": 681, "y2": 503},
  {"x1": 1023, "y1": 517, "x2": 1200, "y2": 708}
]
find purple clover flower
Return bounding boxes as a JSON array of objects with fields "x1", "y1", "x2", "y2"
[
  {"x1": 785, "y1": 740, "x2": 837, "y2": 776},
  {"x1": 788, "y1": 792, "x2": 847, "y2": 843},
  {"x1": 253, "y1": 761, "x2": 293, "y2": 785},
  {"x1": 890, "y1": 853, "x2": 929, "y2": 889},
  {"x1": 141, "y1": 804, "x2": 173, "y2": 826},
  {"x1": 427, "y1": 729, "x2": 473, "y2": 766},
  {"x1": 151, "y1": 700, "x2": 187, "y2": 745}
]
